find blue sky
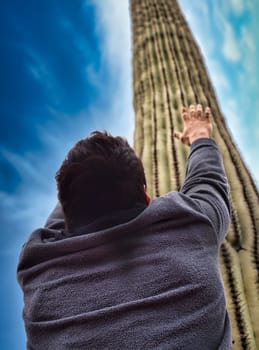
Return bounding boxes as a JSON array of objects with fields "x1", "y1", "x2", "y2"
[{"x1": 0, "y1": 0, "x2": 258, "y2": 348}]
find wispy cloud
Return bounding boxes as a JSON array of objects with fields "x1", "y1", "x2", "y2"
[
  {"x1": 213, "y1": 6, "x2": 241, "y2": 62},
  {"x1": 1, "y1": 149, "x2": 45, "y2": 186},
  {"x1": 222, "y1": 23, "x2": 241, "y2": 62},
  {"x1": 227, "y1": 0, "x2": 245, "y2": 15},
  {"x1": 26, "y1": 48, "x2": 58, "y2": 94},
  {"x1": 86, "y1": 0, "x2": 134, "y2": 143},
  {"x1": 89, "y1": 0, "x2": 131, "y2": 72},
  {"x1": 240, "y1": 26, "x2": 255, "y2": 53},
  {"x1": 206, "y1": 58, "x2": 230, "y2": 92}
]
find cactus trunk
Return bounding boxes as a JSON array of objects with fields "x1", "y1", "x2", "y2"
[{"x1": 130, "y1": 0, "x2": 259, "y2": 348}]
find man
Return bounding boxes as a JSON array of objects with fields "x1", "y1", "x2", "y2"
[{"x1": 17, "y1": 104, "x2": 232, "y2": 349}]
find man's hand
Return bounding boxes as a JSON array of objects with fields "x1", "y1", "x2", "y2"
[{"x1": 174, "y1": 104, "x2": 213, "y2": 146}]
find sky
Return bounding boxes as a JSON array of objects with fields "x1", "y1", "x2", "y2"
[{"x1": 0, "y1": 0, "x2": 258, "y2": 348}]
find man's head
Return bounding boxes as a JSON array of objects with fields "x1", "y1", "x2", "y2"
[{"x1": 56, "y1": 131, "x2": 149, "y2": 230}]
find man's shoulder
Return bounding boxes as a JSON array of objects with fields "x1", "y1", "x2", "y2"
[
  {"x1": 140, "y1": 191, "x2": 212, "y2": 230},
  {"x1": 149, "y1": 191, "x2": 204, "y2": 216}
]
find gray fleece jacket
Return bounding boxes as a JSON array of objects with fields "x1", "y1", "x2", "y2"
[{"x1": 17, "y1": 138, "x2": 232, "y2": 350}]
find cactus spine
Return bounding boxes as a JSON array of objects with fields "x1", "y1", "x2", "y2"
[{"x1": 131, "y1": 0, "x2": 259, "y2": 348}]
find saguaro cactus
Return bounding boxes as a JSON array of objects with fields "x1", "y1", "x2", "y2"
[{"x1": 130, "y1": 0, "x2": 259, "y2": 349}]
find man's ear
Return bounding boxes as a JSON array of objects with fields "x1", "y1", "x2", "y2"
[{"x1": 144, "y1": 185, "x2": 151, "y2": 205}]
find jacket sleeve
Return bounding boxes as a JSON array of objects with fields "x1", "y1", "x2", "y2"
[
  {"x1": 180, "y1": 138, "x2": 231, "y2": 243},
  {"x1": 44, "y1": 202, "x2": 65, "y2": 230}
]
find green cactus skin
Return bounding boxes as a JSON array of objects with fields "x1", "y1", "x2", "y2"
[{"x1": 131, "y1": 0, "x2": 259, "y2": 349}]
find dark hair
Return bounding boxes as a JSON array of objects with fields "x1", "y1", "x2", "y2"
[{"x1": 56, "y1": 131, "x2": 147, "y2": 229}]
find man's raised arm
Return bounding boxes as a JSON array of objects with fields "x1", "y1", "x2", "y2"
[{"x1": 174, "y1": 104, "x2": 231, "y2": 242}]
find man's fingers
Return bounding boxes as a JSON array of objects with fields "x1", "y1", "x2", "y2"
[
  {"x1": 174, "y1": 131, "x2": 182, "y2": 140},
  {"x1": 181, "y1": 104, "x2": 211, "y2": 120},
  {"x1": 205, "y1": 106, "x2": 211, "y2": 119},
  {"x1": 197, "y1": 104, "x2": 202, "y2": 119},
  {"x1": 182, "y1": 106, "x2": 189, "y2": 121},
  {"x1": 189, "y1": 104, "x2": 195, "y2": 118}
]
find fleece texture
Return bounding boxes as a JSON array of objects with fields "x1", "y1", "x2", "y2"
[{"x1": 17, "y1": 138, "x2": 232, "y2": 349}]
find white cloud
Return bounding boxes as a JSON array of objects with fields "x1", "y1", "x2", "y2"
[
  {"x1": 2, "y1": 188, "x2": 57, "y2": 227},
  {"x1": 85, "y1": 0, "x2": 134, "y2": 144},
  {"x1": 1, "y1": 149, "x2": 41, "y2": 184},
  {"x1": 222, "y1": 23, "x2": 241, "y2": 62},
  {"x1": 238, "y1": 25, "x2": 257, "y2": 88},
  {"x1": 85, "y1": 64, "x2": 103, "y2": 90},
  {"x1": 212, "y1": 6, "x2": 240, "y2": 62},
  {"x1": 228, "y1": 0, "x2": 245, "y2": 15},
  {"x1": 25, "y1": 48, "x2": 58, "y2": 94},
  {"x1": 240, "y1": 26, "x2": 255, "y2": 53},
  {"x1": 241, "y1": 2, "x2": 259, "y2": 91},
  {"x1": 223, "y1": 23, "x2": 241, "y2": 62},
  {"x1": 0, "y1": 191, "x2": 16, "y2": 209},
  {"x1": 219, "y1": 0, "x2": 245, "y2": 17},
  {"x1": 206, "y1": 58, "x2": 230, "y2": 92},
  {"x1": 0, "y1": 145, "x2": 58, "y2": 228},
  {"x1": 89, "y1": 0, "x2": 131, "y2": 72}
]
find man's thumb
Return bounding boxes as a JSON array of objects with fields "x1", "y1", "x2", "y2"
[{"x1": 174, "y1": 131, "x2": 182, "y2": 140}]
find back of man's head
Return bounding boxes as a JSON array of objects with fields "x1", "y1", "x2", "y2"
[{"x1": 56, "y1": 131, "x2": 147, "y2": 230}]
